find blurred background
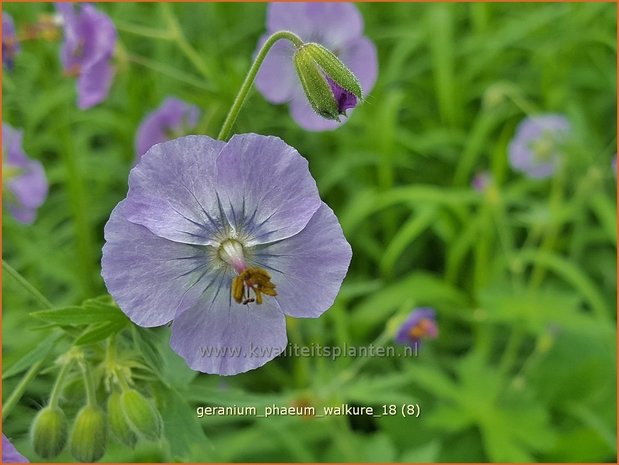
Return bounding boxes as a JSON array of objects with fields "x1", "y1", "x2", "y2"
[{"x1": 2, "y1": 2, "x2": 617, "y2": 462}]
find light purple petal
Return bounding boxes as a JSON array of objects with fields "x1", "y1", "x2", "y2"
[
  {"x1": 123, "y1": 135, "x2": 227, "y2": 246},
  {"x1": 102, "y1": 200, "x2": 222, "y2": 327},
  {"x1": 57, "y1": 3, "x2": 117, "y2": 108},
  {"x1": 2, "y1": 12, "x2": 20, "y2": 69},
  {"x1": 2, "y1": 435, "x2": 28, "y2": 463},
  {"x1": 2, "y1": 123, "x2": 48, "y2": 224},
  {"x1": 135, "y1": 97, "x2": 201, "y2": 158},
  {"x1": 215, "y1": 133, "x2": 322, "y2": 245},
  {"x1": 170, "y1": 285, "x2": 287, "y2": 375},
  {"x1": 77, "y1": 58, "x2": 115, "y2": 109},
  {"x1": 253, "y1": 203, "x2": 352, "y2": 318},
  {"x1": 267, "y1": 3, "x2": 363, "y2": 49}
]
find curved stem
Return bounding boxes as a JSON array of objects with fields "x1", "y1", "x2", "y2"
[
  {"x1": 2, "y1": 259, "x2": 53, "y2": 309},
  {"x1": 217, "y1": 30, "x2": 304, "y2": 141},
  {"x1": 49, "y1": 360, "x2": 73, "y2": 408}
]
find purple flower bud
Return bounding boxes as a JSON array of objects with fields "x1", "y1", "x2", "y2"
[
  {"x1": 2, "y1": 123, "x2": 48, "y2": 224},
  {"x1": 472, "y1": 170, "x2": 492, "y2": 192},
  {"x1": 56, "y1": 3, "x2": 117, "y2": 109},
  {"x1": 255, "y1": 3, "x2": 377, "y2": 131},
  {"x1": 2, "y1": 12, "x2": 20, "y2": 70},
  {"x1": 508, "y1": 114, "x2": 570, "y2": 179}
]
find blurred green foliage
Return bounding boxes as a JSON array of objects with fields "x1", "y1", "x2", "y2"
[{"x1": 2, "y1": 2, "x2": 617, "y2": 463}]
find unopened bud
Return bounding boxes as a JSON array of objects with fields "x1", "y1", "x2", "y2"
[
  {"x1": 69, "y1": 405, "x2": 107, "y2": 462},
  {"x1": 294, "y1": 42, "x2": 362, "y2": 121},
  {"x1": 120, "y1": 389, "x2": 162, "y2": 441},
  {"x1": 107, "y1": 391, "x2": 137, "y2": 448},
  {"x1": 30, "y1": 406, "x2": 68, "y2": 459}
]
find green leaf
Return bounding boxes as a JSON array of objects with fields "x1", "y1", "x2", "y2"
[
  {"x1": 158, "y1": 387, "x2": 208, "y2": 460},
  {"x1": 132, "y1": 326, "x2": 164, "y2": 379},
  {"x1": 3, "y1": 333, "x2": 61, "y2": 379},
  {"x1": 31, "y1": 300, "x2": 126, "y2": 326},
  {"x1": 74, "y1": 319, "x2": 129, "y2": 346}
]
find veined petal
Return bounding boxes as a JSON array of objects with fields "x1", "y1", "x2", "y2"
[
  {"x1": 215, "y1": 133, "x2": 322, "y2": 245},
  {"x1": 252, "y1": 203, "x2": 352, "y2": 318},
  {"x1": 123, "y1": 135, "x2": 227, "y2": 246},
  {"x1": 170, "y1": 285, "x2": 287, "y2": 375},
  {"x1": 102, "y1": 200, "x2": 222, "y2": 327}
]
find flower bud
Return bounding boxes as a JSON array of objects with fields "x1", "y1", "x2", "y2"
[
  {"x1": 293, "y1": 42, "x2": 362, "y2": 121},
  {"x1": 120, "y1": 389, "x2": 162, "y2": 441},
  {"x1": 69, "y1": 405, "x2": 107, "y2": 462},
  {"x1": 30, "y1": 406, "x2": 68, "y2": 459},
  {"x1": 107, "y1": 391, "x2": 137, "y2": 448}
]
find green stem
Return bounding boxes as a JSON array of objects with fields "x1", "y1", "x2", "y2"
[
  {"x1": 2, "y1": 359, "x2": 45, "y2": 420},
  {"x1": 498, "y1": 326, "x2": 526, "y2": 376},
  {"x1": 115, "y1": 20, "x2": 173, "y2": 40},
  {"x1": 49, "y1": 360, "x2": 73, "y2": 408},
  {"x1": 59, "y1": 109, "x2": 96, "y2": 298},
  {"x1": 160, "y1": 3, "x2": 211, "y2": 80},
  {"x1": 80, "y1": 361, "x2": 98, "y2": 407},
  {"x1": 2, "y1": 260, "x2": 53, "y2": 309},
  {"x1": 217, "y1": 30, "x2": 304, "y2": 140}
]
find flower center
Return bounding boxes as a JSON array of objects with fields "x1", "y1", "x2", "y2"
[
  {"x1": 529, "y1": 132, "x2": 557, "y2": 162},
  {"x1": 408, "y1": 318, "x2": 437, "y2": 340},
  {"x1": 218, "y1": 239, "x2": 277, "y2": 305}
]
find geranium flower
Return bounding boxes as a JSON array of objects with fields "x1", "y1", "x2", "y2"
[
  {"x1": 255, "y1": 2, "x2": 378, "y2": 131},
  {"x1": 2, "y1": 123, "x2": 48, "y2": 224},
  {"x1": 2, "y1": 12, "x2": 20, "y2": 70},
  {"x1": 135, "y1": 97, "x2": 201, "y2": 159},
  {"x1": 395, "y1": 308, "x2": 438, "y2": 347},
  {"x1": 2, "y1": 435, "x2": 29, "y2": 463},
  {"x1": 102, "y1": 134, "x2": 352, "y2": 375},
  {"x1": 56, "y1": 3, "x2": 117, "y2": 109},
  {"x1": 508, "y1": 114, "x2": 570, "y2": 179}
]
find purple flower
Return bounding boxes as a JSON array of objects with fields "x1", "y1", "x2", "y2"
[
  {"x1": 3, "y1": 123, "x2": 48, "y2": 224},
  {"x1": 56, "y1": 3, "x2": 117, "y2": 109},
  {"x1": 255, "y1": 2, "x2": 378, "y2": 131},
  {"x1": 472, "y1": 170, "x2": 492, "y2": 192},
  {"x1": 102, "y1": 134, "x2": 352, "y2": 375},
  {"x1": 395, "y1": 308, "x2": 438, "y2": 347},
  {"x1": 2, "y1": 12, "x2": 20, "y2": 70},
  {"x1": 135, "y1": 97, "x2": 201, "y2": 159},
  {"x1": 2, "y1": 435, "x2": 28, "y2": 463},
  {"x1": 612, "y1": 154, "x2": 616, "y2": 177},
  {"x1": 508, "y1": 114, "x2": 570, "y2": 179}
]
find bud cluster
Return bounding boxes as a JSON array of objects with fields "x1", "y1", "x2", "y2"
[{"x1": 30, "y1": 359, "x2": 163, "y2": 462}]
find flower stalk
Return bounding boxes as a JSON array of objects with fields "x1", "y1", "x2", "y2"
[{"x1": 217, "y1": 30, "x2": 303, "y2": 140}]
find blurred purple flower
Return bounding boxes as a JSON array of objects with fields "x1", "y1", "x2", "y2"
[
  {"x1": 472, "y1": 170, "x2": 492, "y2": 192},
  {"x1": 56, "y1": 3, "x2": 116, "y2": 109},
  {"x1": 102, "y1": 134, "x2": 352, "y2": 375},
  {"x1": 612, "y1": 154, "x2": 616, "y2": 177},
  {"x1": 2, "y1": 435, "x2": 28, "y2": 463},
  {"x1": 135, "y1": 97, "x2": 201, "y2": 159},
  {"x1": 395, "y1": 308, "x2": 438, "y2": 347},
  {"x1": 3, "y1": 123, "x2": 48, "y2": 224},
  {"x1": 508, "y1": 114, "x2": 570, "y2": 179},
  {"x1": 2, "y1": 12, "x2": 20, "y2": 70},
  {"x1": 255, "y1": 2, "x2": 377, "y2": 131}
]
